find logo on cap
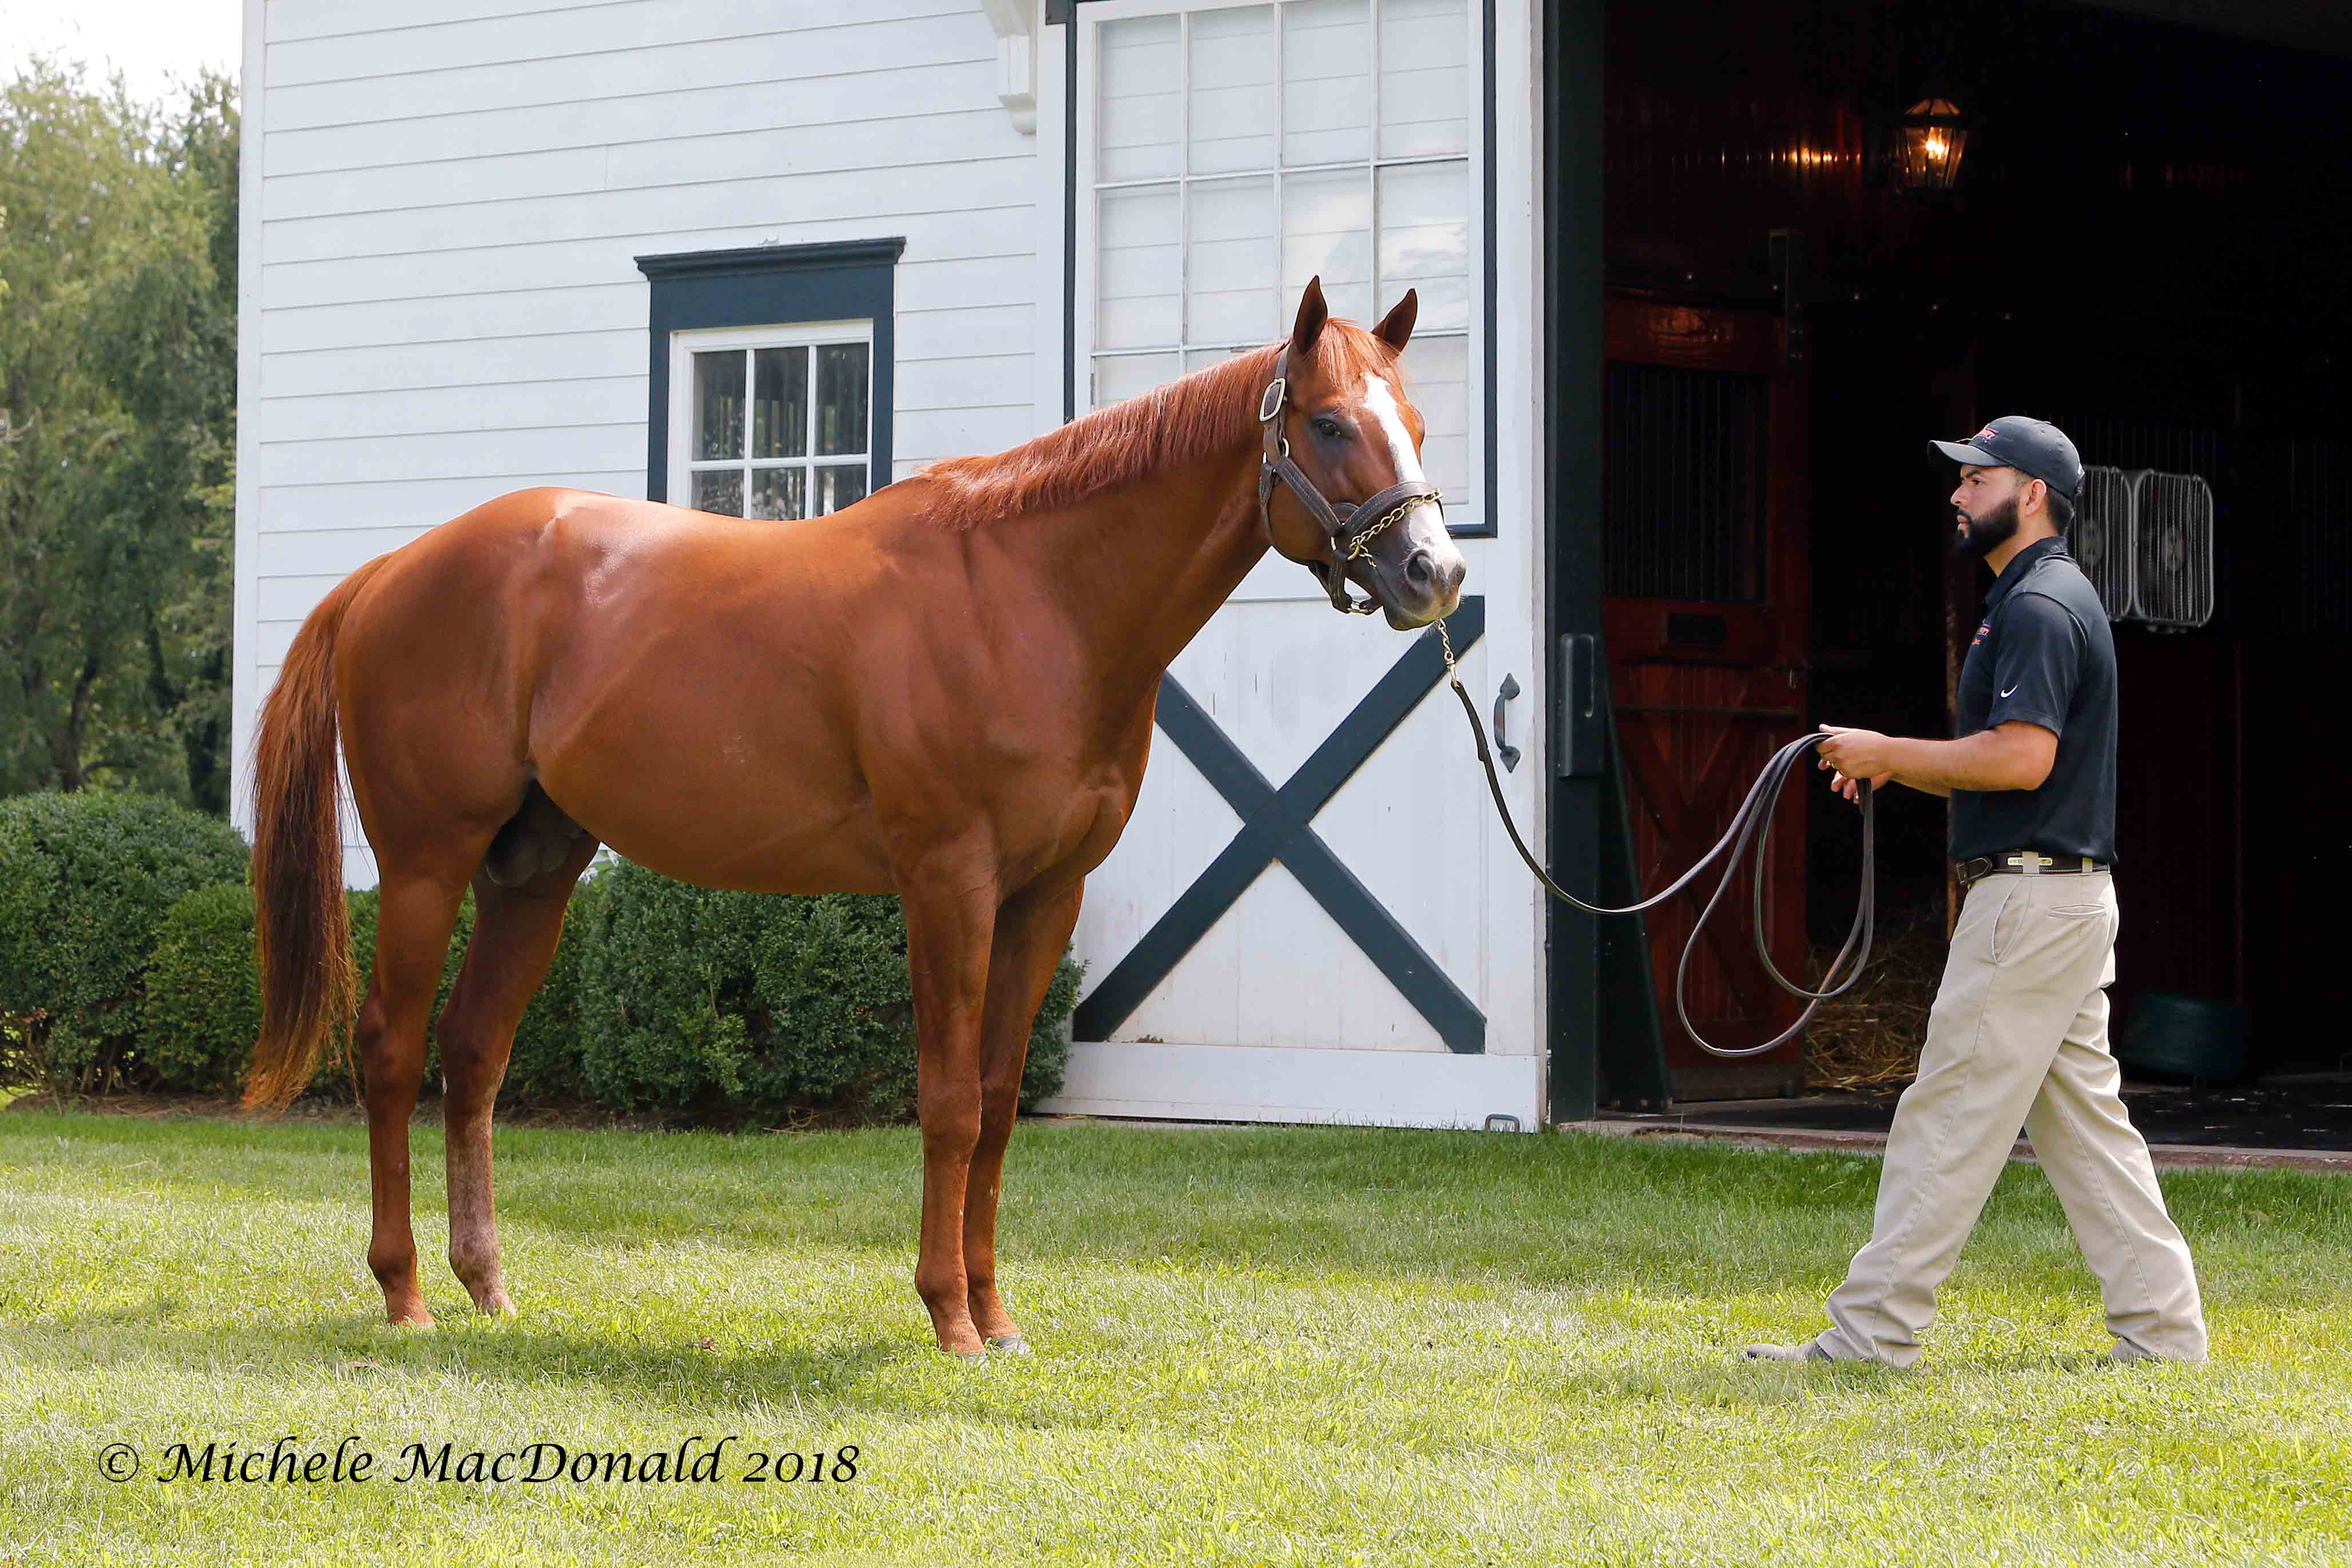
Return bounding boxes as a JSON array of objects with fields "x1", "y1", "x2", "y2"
[{"x1": 1976, "y1": 427, "x2": 2000, "y2": 443}]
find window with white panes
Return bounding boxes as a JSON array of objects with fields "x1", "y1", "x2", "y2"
[
  {"x1": 668, "y1": 322, "x2": 872, "y2": 520},
  {"x1": 1080, "y1": 0, "x2": 1478, "y2": 515}
]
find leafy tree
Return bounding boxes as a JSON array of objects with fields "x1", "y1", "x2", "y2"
[{"x1": 0, "y1": 61, "x2": 237, "y2": 811}]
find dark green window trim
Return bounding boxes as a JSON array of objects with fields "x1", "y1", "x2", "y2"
[{"x1": 635, "y1": 237, "x2": 905, "y2": 503}]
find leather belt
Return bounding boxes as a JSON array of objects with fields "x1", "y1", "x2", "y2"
[{"x1": 1956, "y1": 851, "x2": 2110, "y2": 885}]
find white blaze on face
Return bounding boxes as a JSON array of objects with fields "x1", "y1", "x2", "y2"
[
  {"x1": 1361, "y1": 372, "x2": 1427, "y2": 484},
  {"x1": 1359, "y1": 371, "x2": 1457, "y2": 566}
]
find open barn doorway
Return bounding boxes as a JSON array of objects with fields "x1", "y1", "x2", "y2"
[{"x1": 1593, "y1": 0, "x2": 2352, "y2": 1120}]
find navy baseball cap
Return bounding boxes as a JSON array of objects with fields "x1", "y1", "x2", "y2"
[{"x1": 1929, "y1": 415, "x2": 2084, "y2": 501}]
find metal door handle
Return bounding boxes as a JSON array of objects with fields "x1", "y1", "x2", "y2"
[
  {"x1": 1492, "y1": 674, "x2": 1521, "y2": 772},
  {"x1": 1557, "y1": 634, "x2": 1605, "y2": 777}
]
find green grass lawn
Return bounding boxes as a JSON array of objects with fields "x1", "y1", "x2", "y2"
[{"x1": 1, "y1": 1109, "x2": 2346, "y2": 1567}]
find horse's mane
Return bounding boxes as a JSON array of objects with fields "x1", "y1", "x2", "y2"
[{"x1": 921, "y1": 324, "x2": 1399, "y2": 529}]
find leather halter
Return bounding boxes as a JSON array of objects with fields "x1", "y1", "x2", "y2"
[{"x1": 1256, "y1": 347, "x2": 1445, "y2": 614}]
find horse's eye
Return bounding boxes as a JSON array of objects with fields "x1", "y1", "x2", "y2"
[{"x1": 1312, "y1": 418, "x2": 1344, "y2": 440}]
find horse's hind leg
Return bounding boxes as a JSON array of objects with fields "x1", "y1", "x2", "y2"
[
  {"x1": 360, "y1": 870, "x2": 473, "y2": 1325},
  {"x1": 437, "y1": 828, "x2": 602, "y2": 1315}
]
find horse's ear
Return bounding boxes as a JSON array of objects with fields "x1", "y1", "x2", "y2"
[
  {"x1": 1290, "y1": 276, "x2": 1329, "y2": 355},
  {"x1": 1373, "y1": 289, "x2": 1418, "y2": 352}
]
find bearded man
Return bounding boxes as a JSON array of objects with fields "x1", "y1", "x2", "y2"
[{"x1": 1743, "y1": 416, "x2": 2208, "y2": 1368}]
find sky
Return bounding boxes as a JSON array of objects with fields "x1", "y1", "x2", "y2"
[{"x1": 1, "y1": 0, "x2": 244, "y2": 107}]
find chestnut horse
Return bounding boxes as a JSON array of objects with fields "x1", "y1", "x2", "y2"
[{"x1": 244, "y1": 279, "x2": 1465, "y2": 1356}]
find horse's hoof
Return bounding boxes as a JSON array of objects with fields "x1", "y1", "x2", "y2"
[
  {"x1": 945, "y1": 1347, "x2": 987, "y2": 1364},
  {"x1": 384, "y1": 1294, "x2": 435, "y2": 1328},
  {"x1": 987, "y1": 1335, "x2": 1031, "y2": 1356},
  {"x1": 473, "y1": 1292, "x2": 517, "y2": 1318}
]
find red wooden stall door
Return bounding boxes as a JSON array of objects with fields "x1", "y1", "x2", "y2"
[{"x1": 1602, "y1": 297, "x2": 1813, "y2": 1097}]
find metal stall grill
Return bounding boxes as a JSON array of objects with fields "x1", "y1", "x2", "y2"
[{"x1": 1602, "y1": 362, "x2": 1767, "y2": 602}]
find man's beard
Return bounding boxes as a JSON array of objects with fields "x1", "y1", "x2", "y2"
[{"x1": 1950, "y1": 493, "x2": 2021, "y2": 559}]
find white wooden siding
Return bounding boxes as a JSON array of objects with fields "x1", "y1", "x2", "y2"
[{"x1": 236, "y1": 0, "x2": 1049, "y2": 873}]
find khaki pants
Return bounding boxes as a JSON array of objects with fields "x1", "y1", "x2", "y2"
[{"x1": 1815, "y1": 869, "x2": 2208, "y2": 1366}]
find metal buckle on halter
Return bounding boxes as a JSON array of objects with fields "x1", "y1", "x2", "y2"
[{"x1": 1258, "y1": 376, "x2": 1287, "y2": 423}]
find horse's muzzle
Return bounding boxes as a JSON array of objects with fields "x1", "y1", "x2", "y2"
[{"x1": 1372, "y1": 542, "x2": 1467, "y2": 629}]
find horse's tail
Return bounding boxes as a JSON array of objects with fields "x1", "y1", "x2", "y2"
[{"x1": 243, "y1": 558, "x2": 388, "y2": 1114}]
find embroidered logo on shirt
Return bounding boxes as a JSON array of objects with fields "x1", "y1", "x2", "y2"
[
  {"x1": 1971, "y1": 620, "x2": 1990, "y2": 647},
  {"x1": 2001, "y1": 684, "x2": 2018, "y2": 697}
]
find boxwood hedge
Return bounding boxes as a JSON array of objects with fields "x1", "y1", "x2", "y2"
[
  {"x1": 0, "y1": 791, "x2": 250, "y2": 1091},
  {"x1": 6, "y1": 792, "x2": 1078, "y2": 1121},
  {"x1": 570, "y1": 860, "x2": 1076, "y2": 1126}
]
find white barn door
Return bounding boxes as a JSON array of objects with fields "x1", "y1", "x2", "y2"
[{"x1": 1038, "y1": 0, "x2": 1545, "y2": 1127}]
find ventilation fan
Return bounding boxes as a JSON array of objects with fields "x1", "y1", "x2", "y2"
[
  {"x1": 2071, "y1": 466, "x2": 2137, "y2": 621},
  {"x1": 2132, "y1": 471, "x2": 2215, "y2": 629},
  {"x1": 2063, "y1": 465, "x2": 2214, "y2": 630}
]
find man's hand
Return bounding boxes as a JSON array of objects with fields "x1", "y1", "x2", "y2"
[
  {"x1": 1817, "y1": 725, "x2": 1895, "y2": 803},
  {"x1": 1811, "y1": 721, "x2": 2048, "y2": 798}
]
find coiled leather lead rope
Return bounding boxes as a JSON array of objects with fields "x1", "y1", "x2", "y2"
[{"x1": 1435, "y1": 618, "x2": 1875, "y2": 1060}]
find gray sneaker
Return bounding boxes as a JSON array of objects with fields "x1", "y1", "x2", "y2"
[{"x1": 1740, "y1": 1340, "x2": 1831, "y2": 1363}]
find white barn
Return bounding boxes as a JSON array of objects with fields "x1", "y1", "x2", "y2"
[{"x1": 233, "y1": 0, "x2": 1566, "y2": 1130}]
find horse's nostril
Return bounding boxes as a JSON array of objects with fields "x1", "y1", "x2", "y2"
[{"x1": 1406, "y1": 550, "x2": 1436, "y2": 589}]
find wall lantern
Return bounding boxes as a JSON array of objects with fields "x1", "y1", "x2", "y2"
[{"x1": 1867, "y1": 97, "x2": 1969, "y2": 193}]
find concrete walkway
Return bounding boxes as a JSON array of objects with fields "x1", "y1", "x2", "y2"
[{"x1": 1573, "y1": 1107, "x2": 2352, "y2": 1173}]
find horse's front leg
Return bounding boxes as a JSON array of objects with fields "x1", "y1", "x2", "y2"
[
  {"x1": 963, "y1": 880, "x2": 1085, "y2": 1353},
  {"x1": 899, "y1": 857, "x2": 1001, "y2": 1358}
]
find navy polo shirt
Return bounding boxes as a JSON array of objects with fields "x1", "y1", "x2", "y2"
[{"x1": 1950, "y1": 536, "x2": 2119, "y2": 864}]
